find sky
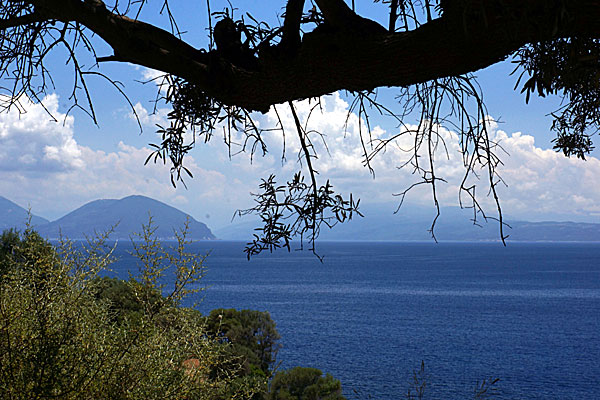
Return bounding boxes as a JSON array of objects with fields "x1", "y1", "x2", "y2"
[{"x1": 2, "y1": 1, "x2": 600, "y2": 232}]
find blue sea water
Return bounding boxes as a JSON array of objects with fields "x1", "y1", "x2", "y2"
[{"x1": 108, "y1": 241, "x2": 600, "y2": 399}]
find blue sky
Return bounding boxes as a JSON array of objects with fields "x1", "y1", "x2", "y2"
[{"x1": 2, "y1": 1, "x2": 600, "y2": 231}]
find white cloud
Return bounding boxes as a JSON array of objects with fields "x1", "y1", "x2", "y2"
[
  {"x1": 3, "y1": 92, "x2": 600, "y2": 226},
  {"x1": 132, "y1": 102, "x2": 169, "y2": 128},
  {"x1": 0, "y1": 95, "x2": 235, "y2": 222},
  {"x1": 0, "y1": 95, "x2": 83, "y2": 171},
  {"x1": 223, "y1": 94, "x2": 600, "y2": 221},
  {"x1": 491, "y1": 124, "x2": 600, "y2": 219}
]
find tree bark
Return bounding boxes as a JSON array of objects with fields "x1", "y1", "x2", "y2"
[{"x1": 19, "y1": 0, "x2": 600, "y2": 112}]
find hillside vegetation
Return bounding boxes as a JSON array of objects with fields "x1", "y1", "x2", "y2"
[{"x1": 0, "y1": 222, "x2": 344, "y2": 400}]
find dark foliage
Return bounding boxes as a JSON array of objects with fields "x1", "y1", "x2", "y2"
[
  {"x1": 91, "y1": 276, "x2": 166, "y2": 325},
  {"x1": 515, "y1": 38, "x2": 600, "y2": 159},
  {"x1": 0, "y1": 228, "x2": 57, "y2": 283},
  {"x1": 238, "y1": 173, "x2": 361, "y2": 259},
  {"x1": 268, "y1": 367, "x2": 346, "y2": 400},
  {"x1": 0, "y1": 228, "x2": 20, "y2": 279},
  {"x1": 205, "y1": 308, "x2": 282, "y2": 376}
]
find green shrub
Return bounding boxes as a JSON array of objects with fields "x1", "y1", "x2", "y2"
[
  {"x1": 205, "y1": 308, "x2": 281, "y2": 376},
  {"x1": 0, "y1": 222, "x2": 264, "y2": 399},
  {"x1": 90, "y1": 276, "x2": 167, "y2": 325},
  {"x1": 268, "y1": 367, "x2": 346, "y2": 400}
]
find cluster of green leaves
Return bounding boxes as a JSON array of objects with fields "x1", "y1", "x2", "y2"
[
  {"x1": 0, "y1": 225, "x2": 264, "y2": 400},
  {"x1": 0, "y1": 228, "x2": 22, "y2": 280},
  {"x1": 204, "y1": 308, "x2": 281, "y2": 376},
  {"x1": 515, "y1": 37, "x2": 600, "y2": 159},
  {"x1": 91, "y1": 276, "x2": 166, "y2": 326},
  {"x1": 268, "y1": 367, "x2": 345, "y2": 400}
]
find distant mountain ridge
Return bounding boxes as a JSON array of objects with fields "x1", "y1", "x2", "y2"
[
  {"x1": 215, "y1": 204, "x2": 600, "y2": 242},
  {"x1": 3, "y1": 196, "x2": 600, "y2": 242},
  {"x1": 0, "y1": 195, "x2": 214, "y2": 240},
  {"x1": 0, "y1": 196, "x2": 49, "y2": 231}
]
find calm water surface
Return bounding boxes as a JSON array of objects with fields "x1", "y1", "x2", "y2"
[{"x1": 109, "y1": 241, "x2": 600, "y2": 399}]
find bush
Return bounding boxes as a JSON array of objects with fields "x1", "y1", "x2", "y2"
[
  {"x1": 90, "y1": 276, "x2": 167, "y2": 325},
  {"x1": 0, "y1": 223, "x2": 264, "y2": 399},
  {"x1": 268, "y1": 367, "x2": 346, "y2": 400},
  {"x1": 205, "y1": 308, "x2": 281, "y2": 376},
  {"x1": 0, "y1": 221, "x2": 352, "y2": 399}
]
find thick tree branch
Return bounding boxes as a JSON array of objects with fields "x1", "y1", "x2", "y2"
[
  {"x1": 280, "y1": 0, "x2": 305, "y2": 52},
  {"x1": 21, "y1": 0, "x2": 600, "y2": 113},
  {"x1": 313, "y1": 0, "x2": 356, "y2": 28},
  {"x1": 0, "y1": 12, "x2": 46, "y2": 29},
  {"x1": 30, "y1": 0, "x2": 210, "y2": 85}
]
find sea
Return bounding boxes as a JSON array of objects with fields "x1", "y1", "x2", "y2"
[{"x1": 106, "y1": 241, "x2": 600, "y2": 399}]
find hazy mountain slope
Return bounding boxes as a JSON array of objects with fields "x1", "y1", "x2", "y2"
[
  {"x1": 0, "y1": 196, "x2": 49, "y2": 231},
  {"x1": 37, "y1": 195, "x2": 215, "y2": 240},
  {"x1": 4, "y1": 194, "x2": 599, "y2": 242},
  {"x1": 215, "y1": 205, "x2": 600, "y2": 242}
]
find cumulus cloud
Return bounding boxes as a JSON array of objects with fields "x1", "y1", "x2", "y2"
[
  {"x1": 0, "y1": 95, "x2": 83, "y2": 171},
  {"x1": 223, "y1": 93, "x2": 600, "y2": 221},
  {"x1": 3, "y1": 91, "x2": 600, "y2": 225},
  {"x1": 0, "y1": 95, "x2": 235, "y2": 222},
  {"x1": 491, "y1": 124, "x2": 600, "y2": 219},
  {"x1": 132, "y1": 102, "x2": 169, "y2": 128}
]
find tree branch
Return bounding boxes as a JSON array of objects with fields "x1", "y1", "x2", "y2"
[
  {"x1": 280, "y1": 0, "x2": 305, "y2": 52},
  {"x1": 313, "y1": 0, "x2": 356, "y2": 28},
  {"x1": 0, "y1": 12, "x2": 46, "y2": 29},
  {"x1": 22, "y1": 0, "x2": 600, "y2": 113},
  {"x1": 30, "y1": 0, "x2": 210, "y2": 84}
]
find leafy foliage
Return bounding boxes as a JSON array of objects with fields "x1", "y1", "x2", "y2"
[
  {"x1": 0, "y1": 228, "x2": 24, "y2": 279},
  {"x1": 238, "y1": 173, "x2": 361, "y2": 259},
  {"x1": 515, "y1": 38, "x2": 600, "y2": 159},
  {"x1": 268, "y1": 367, "x2": 346, "y2": 400},
  {"x1": 91, "y1": 276, "x2": 165, "y2": 325},
  {"x1": 0, "y1": 225, "x2": 263, "y2": 399},
  {"x1": 205, "y1": 308, "x2": 282, "y2": 376}
]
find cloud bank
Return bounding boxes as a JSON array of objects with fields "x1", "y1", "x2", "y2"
[
  {"x1": 2, "y1": 92, "x2": 600, "y2": 226},
  {"x1": 0, "y1": 95, "x2": 228, "y2": 221},
  {"x1": 221, "y1": 94, "x2": 600, "y2": 222}
]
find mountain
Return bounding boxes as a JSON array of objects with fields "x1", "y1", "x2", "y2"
[
  {"x1": 0, "y1": 196, "x2": 49, "y2": 231},
  {"x1": 36, "y1": 195, "x2": 215, "y2": 240},
  {"x1": 215, "y1": 204, "x2": 600, "y2": 242},
  {"x1": 4, "y1": 194, "x2": 599, "y2": 242}
]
